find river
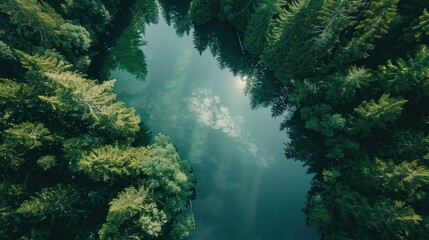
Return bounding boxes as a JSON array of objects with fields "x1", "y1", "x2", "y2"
[{"x1": 99, "y1": 3, "x2": 318, "y2": 239}]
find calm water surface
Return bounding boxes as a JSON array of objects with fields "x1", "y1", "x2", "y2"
[{"x1": 109, "y1": 11, "x2": 318, "y2": 240}]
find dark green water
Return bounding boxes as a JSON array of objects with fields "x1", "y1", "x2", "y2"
[{"x1": 103, "y1": 7, "x2": 318, "y2": 240}]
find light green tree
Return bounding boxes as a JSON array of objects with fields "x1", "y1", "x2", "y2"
[{"x1": 349, "y1": 94, "x2": 407, "y2": 135}]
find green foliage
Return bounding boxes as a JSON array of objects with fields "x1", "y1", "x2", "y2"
[
  {"x1": 3, "y1": 122, "x2": 54, "y2": 151},
  {"x1": 61, "y1": 0, "x2": 112, "y2": 35},
  {"x1": 0, "y1": 205, "x2": 20, "y2": 238},
  {"x1": 0, "y1": 1, "x2": 195, "y2": 239},
  {"x1": 0, "y1": 78, "x2": 27, "y2": 102},
  {"x1": 0, "y1": 0, "x2": 62, "y2": 46},
  {"x1": 378, "y1": 46, "x2": 429, "y2": 102},
  {"x1": 321, "y1": 66, "x2": 373, "y2": 104},
  {"x1": 0, "y1": 121, "x2": 57, "y2": 175},
  {"x1": 243, "y1": 0, "x2": 281, "y2": 55},
  {"x1": 16, "y1": 50, "x2": 72, "y2": 72},
  {"x1": 335, "y1": 0, "x2": 399, "y2": 64},
  {"x1": 170, "y1": 211, "x2": 195, "y2": 240},
  {"x1": 0, "y1": 40, "x2": 15, "y2": 61},
  {"x1": 189, "y1": 0, "x2": 219, "y2": 24},
  {"x1": 300, "y1": 104, "x2": 346, "y2": 137},
  {"x1": 218, "y1": 0, "x2": 254, "y2": 31},
  {"x1": 306, "y1": 193, "x2": 332, "y2": 233},
  {"x1": 97, "y1": 135, "x2": 195, "y2": 238},
  {"x1": 0, "y1": 0, "x2": 91, "y2": 53},
  {"x1": 63, "y1": 134, "x2": 103, "y2": 170},
  {"x1": 17, "y1": 184, "x2": 81, "y2": 222},
  {"x1": 262, "y1": 0, "x2": 309, "y2": 79},
  {"x1": 37, "y1": 155, "x2": 57, "y2": 170},
  {"x1": 308, "y1": 180, "x2": 424, "y2": 239},
  {"x1": 78, "y1": 145, "x2": 146, "y2": 182},
  {"x1": 40, "y1": 71, "x2": 140, "y2": 139},
  {"x1": 292, "y1": 0, "x2": 361, "y2": 74},
  {"x1": 367, "y1": 158, "x2": 429, "y2": 201},
  {"x1": 93, "y1": 0, "x2": 159, "y2": 81},
  {"x1": 414, "y1": 8, "x2": 429, "y2": 38},
  {"x1": 57, "y1": 22, "x2": 91, "y2": 52},
  {"x1": 99, "y1": 185, "x2": 148, "y2": 239},
  {"x1": 107, "y1": 27, "x2": 148, "y2": 81},
  {"x1": 349, "y1": 94, "x2": 407, "y2": 135}
]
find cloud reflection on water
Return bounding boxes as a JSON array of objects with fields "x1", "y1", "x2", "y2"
[
  {"x1": 188, "y1": 89, "x2": 243, "y2": 137},
  {"x1": 187, "y1": 88, "x2": 275, "y2": 167}
]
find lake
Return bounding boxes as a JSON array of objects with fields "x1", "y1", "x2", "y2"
[{"x1": 99, "y1": 3, "x2": 318, "y2": 239}]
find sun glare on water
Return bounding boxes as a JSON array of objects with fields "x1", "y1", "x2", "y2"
[{"x1": 236, "y1": 75, "x2": 247, "y2": 90}]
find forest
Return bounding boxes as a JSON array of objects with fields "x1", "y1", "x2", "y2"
[
  {"x1": 2, "y1": 0, "x2": 429, "y2": 239},
  {"x1": 185, "y1": 0, "x2": 429, "y2": 239},
  {"x1": 0, "y1": 0, "x2": 195, "y2": 239}
]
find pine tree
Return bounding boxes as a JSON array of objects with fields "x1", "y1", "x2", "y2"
[
  {"x1": 39, "y1": 71, "x2": 140, "y2": 139},
  {"x1": 292, "y1": 0, "x2": 362, "y2": 75},
  {"x1": 349, "y1": 94, "x2": 407, "y2": 135},
  {"x1": 367, "y1": 158, "x2": 429, "y2": 202},
  {"x1": 262, "y1": 0, "x2": 309, "y2": 79},
  {"x1": 219, "y1": 0, "x2": 254, "y2": 31},
  {"x1": 414, "y1": 8, "x2": 429, "y2": 38},
  {"x1": 97, "y1": 135, "x2": 195, "y2": 239},
  {"x1": 0, "y1": 0, "x2": 91, "y2": 52},
  {"x1": 78, "y1": 145, "x2": 147, "y2": 182},
  {"x1": 189, "y1": 0, "x2": 219, "y2": 24},
  {"x1": 321, "y1": 65, "x2": 373, "y2": 104},
  {"x1": 1, "y1": 122, "x2": 54, "y2": 169},
  {"x1": 98, "y1": 185, "x2": 149, "y2": 239},
  {"x1": 0, "y1": 0, "x2": 62, "y2": 46},
  {"x1": 15, "y1": 50, "x2": 72, "y2": 72},
  {"x1": 17, "y1": 184, "x2": 82, "y2": 222},
  {"x1": 334, "y1": 0, "x2": 399, "y2": 64},
  {"x1": 378, "y1": 46, "x2": 429, "y2": 102},
  {"x1": 243, "y1": 0, "x2": 282, "y2": 55},
  {"x1": 170, "y1": 211, "x2": 195, "y2": 240},
  {"x1": 300, "y1": 104, "x2": 346, "y2": 137}
]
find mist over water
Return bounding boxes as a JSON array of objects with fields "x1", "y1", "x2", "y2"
[{"x1": 109, "y1": 9, "x2": 318, "y2": 240}]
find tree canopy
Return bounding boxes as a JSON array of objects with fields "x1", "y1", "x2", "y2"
[{"x1": 0, "y1": 0, "x2": 195, "y2": 239}]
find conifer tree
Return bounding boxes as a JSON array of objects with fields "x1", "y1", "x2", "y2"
[
  {"x1": 378, "y1": 46, "x2": 429, "y2": 102},
  {"x1": 189, "y1": 0, "x2": 219, "y2": 24},
  {"x1": 0, "y1": 0, "x2": 91, "y2": 52},
  {"x1": 262, "y1": 0, "x2": 310, "y2": 79},
  {"x1": 243, "y1": 0, "x2": 282, "y2": 55},
  {"x1": 78, "y1": 145, "x2": 147, "y2": 182},
  {"x1": 334, "y1": 0, "x2": 399, "y2": 64}
]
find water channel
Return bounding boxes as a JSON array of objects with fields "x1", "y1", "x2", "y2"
[{"x1": 98, "y1": 2, "x2": 318, "y2": 239}]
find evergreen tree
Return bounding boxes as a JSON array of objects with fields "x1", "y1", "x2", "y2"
[
  {"x1": 334, "y1": 0, "x2": 399, "y2": 64},
  {"x1": 189, "y1": 0, "x2": 219, "y2": 24},
  {"x1": 262, "y1": 0, "x2": 309, "y2": 80},
  {"x1": 0, "y1": 0, "x2": 91, "y2": 52},
  {"x1": 378, "y1": 46, "x2": 429, "y2": 102},
  {"x1": 243, "y1": 0, "x2": 282, "y2": 55},
  {"x1": 349, "y1": 94, "x2": 407, "y2": 135}
]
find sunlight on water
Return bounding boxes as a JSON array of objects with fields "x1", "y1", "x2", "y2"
[{"x1": 235, "y1": 75, "x2": 247, "y2": 90}]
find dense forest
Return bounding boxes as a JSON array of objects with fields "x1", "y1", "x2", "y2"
[
  {"x1": 0, "y1": 0, "x2": 195, "y2": 239},
  {"x1": 2, "y1": 0, "x2": 429, "y2": 239},
  {"x1": 184, "y1": 0, "x2": 429, "y2": 239}
]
